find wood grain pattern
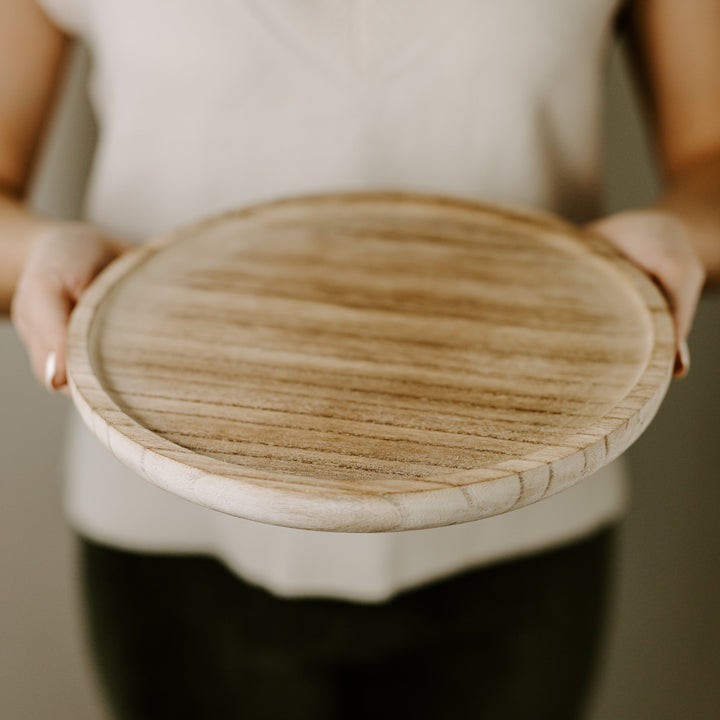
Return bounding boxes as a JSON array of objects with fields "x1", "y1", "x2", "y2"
[{"x1": 66, "y1": 193, "x2": 675, "y2": 531}]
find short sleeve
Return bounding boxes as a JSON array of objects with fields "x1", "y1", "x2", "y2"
[{"x1": 35, "y1": 0, "x2": 87, "y2": 37}]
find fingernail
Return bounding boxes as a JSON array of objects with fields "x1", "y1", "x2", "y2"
[
  {"x1": 676, "y1": 340, "x2": 690, "y2": 377},
  {"x1": 44, "y1": 351, "x2": 57, "y2": 390}
]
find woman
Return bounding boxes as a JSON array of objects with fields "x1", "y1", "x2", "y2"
[{"x1": 1, "y1": 1, "x2": 717, "y2": 718}]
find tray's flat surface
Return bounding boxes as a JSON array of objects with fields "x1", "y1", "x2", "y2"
[{"x1": 67, "y1": 193, "x2": 674, "y2": 531}]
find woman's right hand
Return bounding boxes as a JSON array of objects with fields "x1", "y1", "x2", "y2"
[{"x1": 11, "y1": 222, "x2": 130, "y2": 392}]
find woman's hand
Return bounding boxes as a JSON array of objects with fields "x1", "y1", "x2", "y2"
[
  {"x1": 11, "y1": 222, "x2": 130, "y2": 392},
  {"x1": 587, "y1": 209, "x2": 706, "y2": 378}
]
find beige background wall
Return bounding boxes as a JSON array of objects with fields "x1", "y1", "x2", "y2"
[{"x1": 1, "y1": 42, "x2": 718, "y2": 719}]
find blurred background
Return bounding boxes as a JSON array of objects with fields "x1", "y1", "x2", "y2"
[{"x1": 1, "y1": 40, "x2": 719, "y2": 719}]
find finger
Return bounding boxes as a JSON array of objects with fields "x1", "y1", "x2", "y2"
[
  {"x1": 641, "y1": 243, "x2": 703, "y2": 378},
  {"x1": 587, "y1": 212, "x2": 704, "y2": 378},
  {"x1": 43, "y1": 352, "x2": 72, "y2": 396},
  {"x1": 18, "y1": 282, "x2": 73, "y2": 391},
  {"x1": 44, "y1": 351, "x2": 58, "y2": 390},
  {"x1": 656, "y1": 253, "x2": 705, "y2": 345},
  {"x1": 675, "y1": 339, "x2": 691, "y2": 378},
  {"x1": 660, "y1": 267, "x2": 702, "y2": 378}
]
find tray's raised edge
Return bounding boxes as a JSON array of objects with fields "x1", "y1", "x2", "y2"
[{"x1": 65, "y1": 191, "x2": 677, "y2": 532}]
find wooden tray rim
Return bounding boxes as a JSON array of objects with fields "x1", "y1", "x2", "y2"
[{"x1": 66, "y1": 192, "x2": 675, "y2": 532}]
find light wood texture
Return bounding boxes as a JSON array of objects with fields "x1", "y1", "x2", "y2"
[{"x1": 66, "y1": 193, "x2": 675, "y2": 532}]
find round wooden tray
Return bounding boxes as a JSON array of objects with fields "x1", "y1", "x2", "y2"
[{"x1": 67, "y1": 193, "x2": 675, "y2": 532}]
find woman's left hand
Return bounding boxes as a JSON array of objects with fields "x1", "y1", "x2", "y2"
[{"x1": 587, "y1": 209, "x2": 706, "y2": 378}]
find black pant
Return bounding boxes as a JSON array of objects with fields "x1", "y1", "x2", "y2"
[{"x1": 79, "y1": 527, "x2": 616, "y2": 720}]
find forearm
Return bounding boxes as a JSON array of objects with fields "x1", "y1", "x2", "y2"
[
  {"x1": 0, "y1": 190, "x2": 52, "y2": 313},
  {"x1": 655, "y1": 152, "x2": 720, "y2": 287}
]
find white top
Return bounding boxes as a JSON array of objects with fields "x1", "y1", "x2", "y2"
[{"x1": 40, "y1": 0, "x2": 627, "y2": 601}]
